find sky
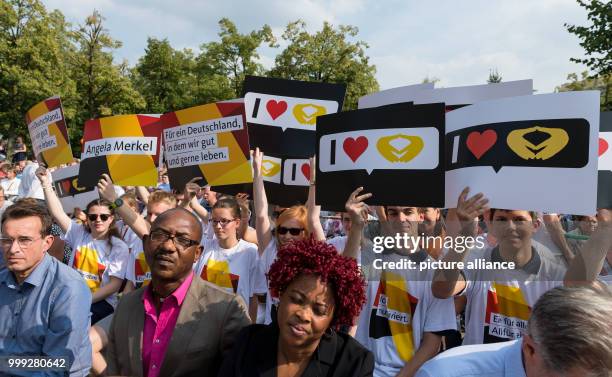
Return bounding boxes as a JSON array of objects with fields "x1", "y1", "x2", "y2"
[{"x1": 42, "y1": 0, "x2": 592, "y2": 94}]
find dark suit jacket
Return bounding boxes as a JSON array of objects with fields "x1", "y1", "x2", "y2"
[
  {"x1": 217, "y1": 324, "x2": 374, "y2": 377},
  {"x1": 105, "y1": 276, "x2": 251, "y2": 377}
]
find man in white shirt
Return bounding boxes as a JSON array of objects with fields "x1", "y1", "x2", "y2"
[
  {"x1": 416, "y1": 285, "x2": 612, "y2": 377},
  {"x1": 0, "y1": 165, "x2": 20, "y2": 200}
]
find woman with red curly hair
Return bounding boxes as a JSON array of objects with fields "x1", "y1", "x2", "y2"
[
  {"x1": 219, "y1": 238, "x2": 373, "y2": 377},
  {"x1": 251, "y1": 148, "x2": 326, "y2": 324}
]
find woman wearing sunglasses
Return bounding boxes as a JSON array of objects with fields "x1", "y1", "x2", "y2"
[
  {"x1": 252, "y1": 148, "x2": 320, "y2": 325},
  {"x1": 36, "y1": 167, "x2": 129, "y2": 324},
  {"x1": 193, "y1": 197, "x2": 259, "y2": 322}
]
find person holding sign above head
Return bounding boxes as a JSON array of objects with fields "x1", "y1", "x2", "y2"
[
  {"x1": 343, "y1": 188, "x2": 457, "y2": 377},
  {"x1": 193, "y1": 197, "x2": 260, "y2": 322},
  {"x1": 252, "y1": 147, "x2": 312, "y2": 325},
  {"x1": 432, "y1": 187, "x2": 612, "y2": 346},
  {"x1": 36, "y1": 166, "x2": 129, "y2": 325},
  {"x1": 218, "y1": 238, "x2": 374, "y2": 377}
]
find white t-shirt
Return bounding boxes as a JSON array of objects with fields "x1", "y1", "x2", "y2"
[
  {"x1": 461, "y1": 243, "x2": 566, "y2": 345},
  {"x1": 356, "y1": 244, "x2": 457, "y2": 377},
  {"x1": 258, "y1": 239, "x2": 279, "y2": 325},
  {"x1": 327, "y1": 235, "x2": 347, "y2": 253},
  {"x1": 64, "y1": 221, "x2": 129, "y2": 307},
  {"x1": 194, "y1": 238, "x2": 259, "y2": 305},
  {"x1": 1, "y1": 177, "x2": 20, "y2": 197}
]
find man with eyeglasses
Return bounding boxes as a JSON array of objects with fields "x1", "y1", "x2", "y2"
[
  {"x1": 0, "y1": 200, "x2": 92, "y2": 376},
  {"x1": 105, "y1": 207, "x2": 250, "y2": 377}
]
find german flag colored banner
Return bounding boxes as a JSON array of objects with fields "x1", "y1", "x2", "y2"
[
  {"x1": 25, "y1": 96, "x2": 73, "y2": 167},
  {"x1": 78, "y1": 114, "x2": 163, "y2": 187},
  {"x1": 161, "y1": 101, "x2": 252, "y2": 190}
]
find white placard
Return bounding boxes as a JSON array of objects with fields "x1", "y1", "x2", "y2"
[{"x1": 445, "y1": 91, "x2": 600, "y2": 215}]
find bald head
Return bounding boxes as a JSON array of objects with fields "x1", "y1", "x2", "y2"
[{"x1": 153, "y1": 207, "x2": 202, "y2": 241}]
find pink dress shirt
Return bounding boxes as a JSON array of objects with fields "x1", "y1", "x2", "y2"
[{"x1": 142, "y1": 272, "x2": 194, "y2": 377}]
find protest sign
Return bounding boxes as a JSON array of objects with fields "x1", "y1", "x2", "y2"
[
  {"x1": 316, "y1": 102, "x2": 446, "y2": 211},
  {"x1": 52, "y1": 164, "x2": 98, "y2": 214},
  {"x1": 358, "y1": 80, "x2": 533, "y2": 110},
  {"x1": 243, "y1": 76, "x2": 346, "y2": 205},
  {"x1": 598, "y1": 112, "x2": 612, "y2": 208},
  {"x1": 78, "y1": 115, "x2": 163, "y2": 187},
  {"x1": 25, "y1": 96, "x2": 73, "y2": 167},
  {"x1": 161, "y1": 101, "x2": 252, "y2": 190},
  {"x1": 445, "y1": 91, "x2": 600, "y2": 215},
  {"x1": 358, "y1": 82, "x2": 433, "y2": 109}
]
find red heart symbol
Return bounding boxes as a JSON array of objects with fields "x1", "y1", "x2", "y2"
[
  {"x1": 466, "y1": 130, "x2": 497, "y2": 159},
  {"x1": 599, "y1": 137, "x2": 609, "y2": 157},
  {"x1": 266, "y1": 100, "x2": 287, "y2": 120},
  {"x1": 301, "y1": 163, "x2": 310, "y2": 181},
  {"x1": 60, "y1": 179, "x2": 71, "y2": 194},
  {"x1": 343, "y1": 136, "x2": 368, "y2": 162}
]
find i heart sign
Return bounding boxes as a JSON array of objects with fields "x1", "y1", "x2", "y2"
[
  {"x1": 266, "y1": 100, "x2": 288, "y2": 120},
  {"x1": 343, "y1": 136, "x2": 368, "y2": 162},
  {"x1": 466, "y1": 130, "x2": 497, "y2": 159},
  {"x1": 301, "y1": 163, "x2": 310, "y2": 181},
  {"x1": 599, "y1": 137, "x2": 609, "y2": 157}
]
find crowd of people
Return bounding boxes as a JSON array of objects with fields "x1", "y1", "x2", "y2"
[{"x1": 0, "y1": 145, "x2": 611, "y2": 377}]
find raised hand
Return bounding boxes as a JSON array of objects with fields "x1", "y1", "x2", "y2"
[
  {"x1": 35, "y1": 166, "x2": 51, "y2": 187},
  {"x1": 251, "y1": 148, "x2": 263, "y2": 178},
  {"x1": 456, "y1": 187, "x2": 489, "y2": 224},
  {"x1": 97, "y1": 174, "x2": 118, "y2": 202},
  {"x1": 345, "y1": 187, "x2": 372, "y2": 226}
]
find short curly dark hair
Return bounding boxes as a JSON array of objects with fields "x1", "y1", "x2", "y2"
[{"x1": 267, "y1": 238, "x2": 366, "y2": 327}]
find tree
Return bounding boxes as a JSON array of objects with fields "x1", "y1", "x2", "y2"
[
  {"x1": 556, "y1": 71, "x2": 611, "y2": 111},
  {"x1": 0, "y1": 0, "x2": 76, "y2": 141},
  {"x1": 487, "y1": 69, "x2": 502, "y2": 83},
  {"x1": 565, "y1": 0, "x2": 611, "y2": 77},
  {"x1": 269, "y1": 21, "x2": 379, "y2": 110},
  {"x1": 197, "y1": 18, "x2": 277, "y2": 99},
  {"x1": 132, "y1": 38, "x2": 197, "y2": 113},
  {"x1": 70, "y1": 10, "x2": 144, "y2": 150}
]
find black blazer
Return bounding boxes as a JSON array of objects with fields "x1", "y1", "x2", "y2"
[{"x1": 218, "y1": 324, "x2": 374, "y2": 377}]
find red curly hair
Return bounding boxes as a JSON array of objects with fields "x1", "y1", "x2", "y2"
[{"x1": 267, "y1": 238, "x2": 366, "y2": 327}]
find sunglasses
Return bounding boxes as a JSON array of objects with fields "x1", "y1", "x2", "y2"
[
  {"x1": 88, "y1": 213, "x2": 111, "y2": 222},
  {"x1": 277, "y1": 226, "x2": 304, "y2": 236}
]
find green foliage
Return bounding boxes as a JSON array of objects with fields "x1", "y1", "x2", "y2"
[
  {"x1": 565, "y1": 0, "x2": 611, "y2": 77},
  {"x1": 197, "y1": 18, "x2": 277, "y2": 99},
  {"x1": 0, "y1": 0, "x2": 76, "y2": 141},
  {"x1": 556, "y1": 71, "x2": 611, "y2": 111},
  {"x1": 487, "y1": 69, "x2": 502, "y2": 84},
  {"x1": 268, "y1": 20, "x2": 379, "y2": 110},
  {"x1": 132, "y1": 38, "x2": 197, "y2": 113},
  {"x1": 0, "y1": 7, "x2": 380, "y2": 153},
  {"x1": 69, "y1": 10, "x2": 145, "y2": 151}
]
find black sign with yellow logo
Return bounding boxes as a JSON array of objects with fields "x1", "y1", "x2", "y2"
[{"x1": 445, "y1": 118, "x2": 590, "y2": 173}]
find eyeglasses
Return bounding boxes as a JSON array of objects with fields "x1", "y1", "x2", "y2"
[
  {"x1": 211, "y1": 218, "x2": 237, "y2": 227},
  {"x1": 148, "y1": 228, "x2": 199, "y2": 249},
  {"x1": 88, "y1": 213, "x2": 111, "y2": 222},
  {"x1": 277, "y1": 227, "x2": 304, "y2": 236},
  {"x1": 0, "y1": 236, "x2": 42, "y2": 250}
]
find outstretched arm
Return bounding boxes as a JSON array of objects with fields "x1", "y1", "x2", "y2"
[
  {"x1": 98, "y1": 174, "x2": 150, "y2": 238},
  {"x1": 432, "y1": 187, "x2": 489, "y2": 299},
  {"x1": 565, "y1": 209, "x2": 612, "y2": 286},
  {"x1": 36, "y1": 166, "x2": 71, "y2": 232},
  {"x1": 306, "y1": 157, "x2": 326, "y2": 241},
  {"x1": 343, "y1": 187, "x2": 372, "y2": 260},
  {"x1": 252, "y1": 148, "x2": 273, "y2": 254}
]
